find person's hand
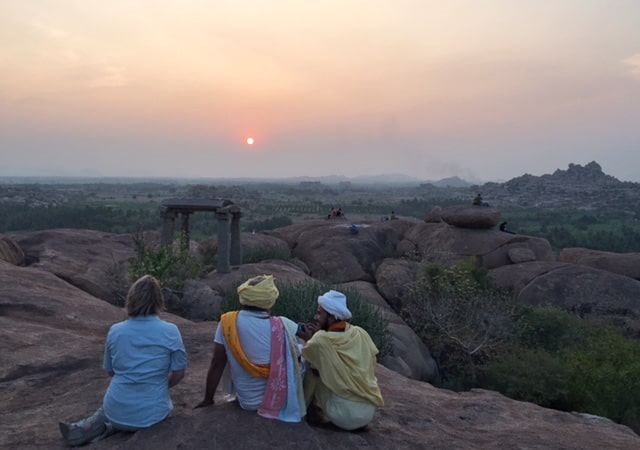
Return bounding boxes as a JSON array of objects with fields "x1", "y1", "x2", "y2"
[
  {"x1": 194, "y1": 398, "x2": 214, "y2": 409},
  {"x1": 298, "y1": 323, "x2": 319, "y2": 341}
]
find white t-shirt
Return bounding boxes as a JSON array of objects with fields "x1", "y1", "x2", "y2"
[{"x1": 214, "y1": 309, "x2": 298, "y2": 410}]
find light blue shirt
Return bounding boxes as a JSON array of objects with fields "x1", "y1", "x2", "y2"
[{"x1": 102, "y1": 315, "x2": 187, "y2": 428}]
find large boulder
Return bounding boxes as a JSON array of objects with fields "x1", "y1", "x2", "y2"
[
  {"x1": 375, "y1": 258, "x2": 423, "y2": 312},
  {"x1": 439, "y1": 205, "x2": 501, "y2": 229},
  {"x1": 480, "y1": 235, "x2": 555, "y2": 269},
  {"x1": 490, "y1": 261, "x2": 640, "y2": 337},
  {"x1": 11, "y1": 229, "x2": 136, "y2": 304},
  {"x1": 404, "y1": 223, "x2": 554, "y2": 269},
  {"x1": 559, "y1": 247, "x2": 640, "y2": 280},
  {"x1": 0, "y1": 235, "x2": 24, "y2": 265},
  {"x1": 164, "y1": 280, "x2": 224, "y2": 322},
  {"x1": 199, "y1": 231, "x2": 292, "y2": 265},
  {"x1": 3, "y1": 258, "x2": 640, "y2": 449},
  {"x1": 271, "y1": 220, "x2": 408, "y2": 283},
  {"x1": 0, "y1": 260, "x2": 126, "y2": 384},
  {"x1": 202, "y1": 261, "x2": 315, "y2": 298}
]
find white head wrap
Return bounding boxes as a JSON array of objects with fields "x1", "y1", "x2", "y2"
[{"x1": 318, "y1": 290, "x2": 352, "y2": 321}]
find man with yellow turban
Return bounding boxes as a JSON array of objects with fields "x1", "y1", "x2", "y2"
[
  {"x1": 299, "y1": 290, "x2": 384, "y2": 431},
  {"x1": 195, "y1": 275, "x2": 305, "y2": 423}
]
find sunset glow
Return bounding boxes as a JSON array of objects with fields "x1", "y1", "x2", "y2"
[
  {"x1": 1, "y1": 1, "x2": 639, "y2": 181},
  {"x1": 246, "y1": 137, "x2": 254, "y2": 145}
]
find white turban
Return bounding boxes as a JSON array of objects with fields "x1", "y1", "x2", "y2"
[{"x1": 318, "y1": 290, "x2": 352, "y2": 321}]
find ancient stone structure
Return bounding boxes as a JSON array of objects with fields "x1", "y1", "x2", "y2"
[{"x1": 160, "y1": 198, "x2": 241, "y2": 273}]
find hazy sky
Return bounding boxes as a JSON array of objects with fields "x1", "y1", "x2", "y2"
[{"x1": 1, "y1": 1, "x2": 639, "y2": 182}]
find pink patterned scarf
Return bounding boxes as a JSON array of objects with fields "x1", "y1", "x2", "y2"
[{"x1": 257, "y1": 317, "x2": 288, "y2": 418}]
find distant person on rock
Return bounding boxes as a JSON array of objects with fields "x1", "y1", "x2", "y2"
[
  {"x1": 297, "y1": 290, "x2": 384, "y2": 431},
  {"x1": 390, "y1": 211, "x2": 398, "y2": 220},
  {"x1": 195, "y1": 275, "x2": 306, "y2": 423},
  {"x1": 499, "y1": 221, "x2": 516, "y2": 234},
  {"x1": 472, "y1": 193, "x2": 483, "y2": 206},
  {"x1": 58, "y1": 275, "x2": 187, "y2": 447}
]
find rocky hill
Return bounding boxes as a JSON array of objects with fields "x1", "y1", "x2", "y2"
[
  {"x1": 3, "y1": 203, "x2": 640, "y2": 448},
  {"x1": 476, "y1": 161, "x2": 640, "y2": 210}
]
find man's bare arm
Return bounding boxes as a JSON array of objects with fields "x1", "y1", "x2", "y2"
[{"x1": 194, "y1": 343, "x2": 227, "y2": 408}]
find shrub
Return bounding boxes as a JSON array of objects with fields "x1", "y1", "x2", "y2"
[
  {"x1": 483, "y1": 305, "x2": 640, "y2": 434},
  {"x1": 128, "y1": 231, "x2": 205, "y2": 290},
  {"x1": 401, "y1": 259, "x2": 517, "y2": 389},
  {"x1": 219, "y1": 280, "x2": 392, "y2": 358},
  {"x1": 481, "y1": 347, "x2": 574, "y2": 410}
]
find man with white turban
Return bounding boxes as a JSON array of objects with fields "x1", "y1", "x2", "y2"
[
  {"x1": 299, "y1": 290, "x2": 384, "y2": 431},
  {"x1": 195, "y1": 275, "x2": 305, "y2": 423}
]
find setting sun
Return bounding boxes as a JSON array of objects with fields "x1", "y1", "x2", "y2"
[{"x1": 246, "y1": 137, "x2": 254, "y2": 145}]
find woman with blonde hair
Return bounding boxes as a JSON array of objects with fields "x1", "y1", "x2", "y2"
[{"x1": 59, "y1": 275, "x2": 187, "y2": 446}]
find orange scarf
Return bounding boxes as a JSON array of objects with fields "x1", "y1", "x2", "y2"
[
  {"x1": 328, "y1": 321, "x2": 347, "y2": 332},
  {"x1": 219, "y1": 311, "x2": 270, "y2": 378}
]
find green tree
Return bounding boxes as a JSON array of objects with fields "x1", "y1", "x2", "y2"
[{"x1": 401, "y1": 259, "x2": 517, "y2": 389}]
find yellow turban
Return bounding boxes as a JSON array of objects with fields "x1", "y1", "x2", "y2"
[{"x1": 237, "y1": 275, "x2": 279, "y2": 310}]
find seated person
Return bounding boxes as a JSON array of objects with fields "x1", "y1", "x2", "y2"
[
  {"x1": 472, "y1": 193, "x2": 483, "y2": 205},
  {"x1": 195, "y1": 275, "x2": 305, "y2": 423},
  {"x1": 298, "y1": 290, "x2": 384, "y2": 431},
  {"x1": 59, "y1": 275, "x2": 187, "y2": 446}
]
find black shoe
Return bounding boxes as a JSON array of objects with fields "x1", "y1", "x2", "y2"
[{"x1": 58, "y1": 422, "x2": 70, "y2": 441}]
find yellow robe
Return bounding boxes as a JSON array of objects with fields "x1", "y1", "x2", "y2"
[{"x1": 301, "y1": 323, "x2": 384, "y2": 407}]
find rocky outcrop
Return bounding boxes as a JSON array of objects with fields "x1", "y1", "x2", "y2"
[
  {"x1": 11, "y1": 229, "x2": 136, "y2": 304},
  {"x1": 272, "y1": 221, "x2": 400, "y2": 283},
  {"x1": 202, "y1": 261, "x2": 316, "y2": 297},
  {"x1": 0, "y1": 235, "x2": 24, "y2": 265},
  {"x1": 375, "y1": 258, "x2": 423, "y2": 312},
  {"x1": 2, "y1": 258, "x2": 639, "y2": 449},
  {"x1": 490, "y1": 261, "x2": 640, "y2": 337},
  {"x1": 164, "y1": 280, "x2": 224, "y2": 322},
  {"x1": 199, "y1": 231, "x2": 292, "y2": 265},
  {"x1": 424, "y1": 205, "x2": 443, "y2": 223},
  {"x1": 404, "y1": 223, "x2": 554, "y2": 269},
  {"x1": 559, "y1": 247, "x2": 640, "y2": 280},
  {"x1": 480, "y1": 234, "x2": 555, "y2": 269},
  {"x1": 439, "y1": 205, "x2": 501, "y2": 229},
  {"x1": 476, "y1": 161, "x2": 636, "y2": 210}
]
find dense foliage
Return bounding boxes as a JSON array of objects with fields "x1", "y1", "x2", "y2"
[
  {"x1": 483, "y1": 306, "x2": 640, "y2": 433},
  {"x1": 401, "y1": 260, "x2": 640, "y2": 433},
  {"x1": 500, "y1": 208, "x2": 640, "y2": 252}
]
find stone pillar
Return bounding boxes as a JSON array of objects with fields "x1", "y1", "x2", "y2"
[
  {"x1": 230, "y1": 212, "x2": 242, "y2": 266},
  {"x1": 160, "y1": 209, "x2": 177, "y2": 247},
  {"x1": 180, "y1": 212, "x2": 192, "y2": 251},
  {"x1": 216, "y1": 212, "x2": 231, "y2": 273}
]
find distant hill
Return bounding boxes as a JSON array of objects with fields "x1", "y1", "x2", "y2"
[
  {"x1": 430, "y1": 176, "x2": 470, "y2": 188},
  {"x1": 478, "y1": 161, "x2": 639, "y2": 210}
]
